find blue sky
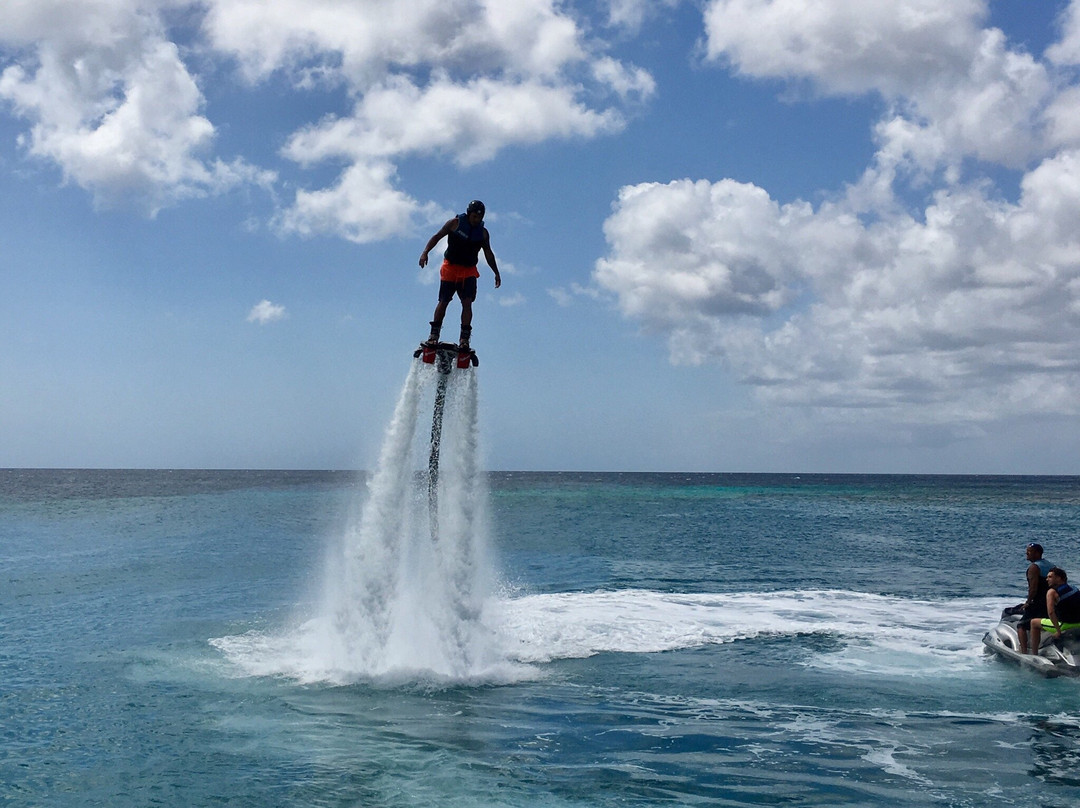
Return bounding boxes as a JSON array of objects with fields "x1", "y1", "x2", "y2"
[{"x1": 2, "y1": 0, "x2": 1080, "y2": 473}]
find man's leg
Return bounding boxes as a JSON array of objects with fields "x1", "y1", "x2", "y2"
[
  {"x1": 428, "y1": 298, "x2": 450, "y2": 342},
  {"x1": 432, "y1": 298, "x2": 450, "y2": 325},
  {"x1": 458, "y1": 296, "x2": 473, "y2": 348},
  {"x1": 1018, "y1": 622, "x2": 1029, "y2": 654},
  {"x1": 1029, "y1": 619, "x2": 1043, "y2": 654},
  {"x1": 457, "y1": 277, "x2": 477, "y2": 348}
]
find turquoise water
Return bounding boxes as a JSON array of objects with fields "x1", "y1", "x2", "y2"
[{"x1": 4, "y1": 469, "x2": 1080, "y2": 805}]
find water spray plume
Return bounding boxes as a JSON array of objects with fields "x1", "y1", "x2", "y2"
[{"x1": 319, "y1": 358, "x2": 495, "y2": 681}]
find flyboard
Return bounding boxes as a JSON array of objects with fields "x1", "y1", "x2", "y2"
[{"x1": 412, "y1": 341, "x2": 478, "y2": 541}]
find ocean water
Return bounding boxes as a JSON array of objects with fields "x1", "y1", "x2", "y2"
[{"x1": 4, "y1": 374, "x2": 1080, "y2": 805}]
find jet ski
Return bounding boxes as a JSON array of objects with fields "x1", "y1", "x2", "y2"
[{"x1": 982, "y1": 607, "x2": 1080, "y2": 677}]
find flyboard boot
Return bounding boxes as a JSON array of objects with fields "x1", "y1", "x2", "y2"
[
  {"x1": 415, "y1": 320, "x2": 444, "y2": 362},
  {"x1": 456, "y1": 325, "x2": 478, "y2": 368}
]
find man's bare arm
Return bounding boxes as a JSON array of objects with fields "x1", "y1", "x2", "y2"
[
  {"x1": 482, "y1": 243, "x2": 501, "y2": 288},
  {"x1": 419, "y1": 219, "x2": 458, "y2": 267},
  {"x1": 1027, "y1": 564, "x2": 1041, "y2": 605}
]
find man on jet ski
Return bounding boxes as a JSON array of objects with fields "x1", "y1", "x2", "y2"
[
  {"x1": 1028, "y1": 567, "x2": 1080, "y2": 652},
  {"x1": 1017, "y1": 543, "x2": 1055, "y2": 654}
]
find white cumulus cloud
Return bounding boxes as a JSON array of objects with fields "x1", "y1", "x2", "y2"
[
  {"x1": 603, "y1": 0, "x2": 681, "y2": 32},
  {"x1": 276, "y1": 159, "x2": 432, "y2": 244},
  {"x1": 0, "y1": 0, "x2": 645, "y2": 230},
  {"x1": 271, "y1": 69, "x2": 627, "y2": 241},
  {"x1": 0, "y1": 0, "x2": 271, "y2": 214},
  {"x1": 595, "y1": 0, "x2": 1080, "y2": 433},
  {"x1": 246, "y1": 299, "x2": 286, "y2": 324},
  {"x1": 201, "y1": 0, "x2": 586, "y2": 83},
  {"x1": 282, "y1": 74, "x2": 624, "y2": 169},
  {"x1": 1048, "y1": 0, "x2": 1080, "y2": 66},
  {"x1": 201, "y1": 0, "x2": 647, "y2": 241},
  {"x1": 703, "y1": 0, "x2": 1050, "y2": 169},
  {"x1": 598, "y1": 162, "x2": 1080, "y2": 421}
]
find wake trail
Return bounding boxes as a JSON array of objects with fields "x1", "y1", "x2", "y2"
[{"x1": 485, "y1": 589, "x2": 1005, "y2": 676}]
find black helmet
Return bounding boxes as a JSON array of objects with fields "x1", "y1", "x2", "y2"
[{"x1": 467, "y1": 199, "x2": 485, "y2": 217}]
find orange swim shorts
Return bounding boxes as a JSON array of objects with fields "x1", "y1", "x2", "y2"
[{"x1": 439, "y1": 259, "x2": 480, "y2": 282}]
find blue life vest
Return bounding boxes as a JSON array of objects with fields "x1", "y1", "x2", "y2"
[
  {"x1": 444, "y1": 213, "x2": 486, "y2": 267},
  {"x1": 1056, "y1": 583, "x2": 1080, "y2": 622}
]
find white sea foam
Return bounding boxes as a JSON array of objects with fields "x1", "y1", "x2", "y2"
[
  {"x1": 214, "y1": 583, "x2": 1004, "y2": 684},
  {"x1": 861, "y1": 746, "x2": 933, "y2": 784},
  {"x1": 482, "y1": 589, "x2": 1002, "y2": 676},
  {"x1": 210, "y1": 358, "x2": 1005, "y2": 685}
]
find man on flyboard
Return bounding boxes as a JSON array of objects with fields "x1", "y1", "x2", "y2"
[{"x1": 418, "y1": 199, "x2": 501, "y2": 352}]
